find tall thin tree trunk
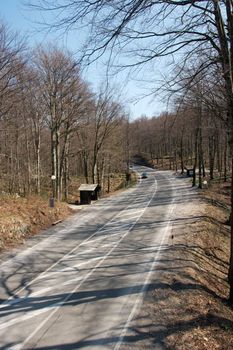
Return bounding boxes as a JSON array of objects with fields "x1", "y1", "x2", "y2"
[
  {"x1": 197, "y1": 105, "x2": 203, "y2": 188},
  {"x1": 174, "y1": 147, "x2": 177, "y2": 172},
  {"x1": 56, "y1": 129, "x2": 61, "y2": 200},
  {"x1": 227, "y1": 91, "x2": 233, "y2": 302},
  {"x1": 101, "y1": 156, "x2": 105, "y2": 190},
  {"x1": 83, "y1": 152, "x2": 89, "y2": 184},
  {"x1": 180, "y1": 136, "x2": 184, "y2": 174},
  {"x1": 198, "y1": 128, "x2": 203, "y2": 189},
  {"x1": 229, "y1": 154, "x2": 233, "y2": 302},
  {"x1": 9, "y1": 146, "x2": 14, "y2": 193},
  {"x1": 107, "y1": 163, "x2": 111, "y2": 193},
  {"x1": 63, "y1": 153, "x2": 69, "y2": 201},
  {"x1": 36, "y1": 134, "x2": 41, "y2": 195},
  {"x1": 224, "y1": 136, "x2": 228, "y2": 182},
  {"x1": 216, "y1": 133, "x2": 221, "y2": 173},
  {"x1": 209, "y1": 135, "x2": 215, "y2": 180},
  {"x1": 192, "y1": 128, "x2": 198, "y2": 187},
  {"x1": 92, "y1": 148, "x2": 98, "y2": 184},
  {"x1": 25, "y1": 126, "x2": 31, "y2": 196},
  {"x1": 51, "y1": 129, "x2": 57, "y2": 198}
]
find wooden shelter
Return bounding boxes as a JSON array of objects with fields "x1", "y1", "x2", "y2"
[
  {"x1": 186, "y1": 168, "x2": 194, "y2": 177},
  {"x1": 78, "y1": 184, "x2": 100, "y2": 204}
]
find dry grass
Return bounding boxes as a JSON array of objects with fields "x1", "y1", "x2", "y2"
[
  {"x1": 0, "y1": 173, "x2": 129, "y2": 252},
  {"x1": 155, "y1": 206, "x2": 233, "y2": 350},
  {"x1": 0, "y1": 195, "x2": 72, "y2": 251}
]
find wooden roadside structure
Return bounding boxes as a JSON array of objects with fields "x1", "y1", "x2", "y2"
[
  {"x1": 78, "y1": 184, "x2": 100, "y2": 204},
  {"x1": 185, "y1": 167, "x2": 194, "y2": 177}
]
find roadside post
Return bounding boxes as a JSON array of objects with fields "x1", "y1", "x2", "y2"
[
  {"x1": 202, "y1": 180, "x2": 208, "y2": 189},
  {"x1": 50, "y1": 175, "x2": 56, "y2": 208}
]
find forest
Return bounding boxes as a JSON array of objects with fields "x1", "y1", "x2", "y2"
[
  {"x1": 0, "y1": 19, "x2": 229, "y2": 200},
  {"x1": 0, "y1": 23, "x2": 131, "y2": 201},
  {"x1": 1, "y1": 0, "x2": 233, "y2": 305}
]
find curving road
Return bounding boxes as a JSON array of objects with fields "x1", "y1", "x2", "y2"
[{"x1": 0, "y1": 166, "x2": 182, "y2": 349}]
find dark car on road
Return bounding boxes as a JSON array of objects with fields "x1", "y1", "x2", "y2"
[{"x1": 141, "y1": 172, "x2": 148, "y2": 179}]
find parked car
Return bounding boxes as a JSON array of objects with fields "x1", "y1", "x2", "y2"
[{"x1": 141, "y1": 172, "x2": 148, "y2": 179}]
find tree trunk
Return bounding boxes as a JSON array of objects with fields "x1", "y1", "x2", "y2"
[
  {"x1": 227, "y1": 95, "x2": 233, "y2": 303},
  {"x1": 192, "y1": 128, "x2": 198, "y2": 187},
  {"x1": 15, "y1": 130, "x2": 22, "y2": 194},
  {"x1": 224, "y1": 136, "x2": 228, "y2": 182},
  {"x1": 92, "y1": 145, "x2": 98, "y2": 183},
  {"x1": 100, "y1": 156, "x2": 105, "y2": 190},
  {"x1": 82, "y1": 150, "x2": 89, "y2": 184},
  {"x1": 51, "y1": 128, "x2": 57, "y2": 198},
  {"x1": 198, "y1": 125, "x2": 203, "y2": 189},
  {"x1": 9, "y1": 146, "x2": 14, "y2": 193},
  {"x1": 180, "y1": 137, "x2": 184, "y2": 174},
  {"x1": 56, "y1": 129, "x2": 61, "y2": 200},
  {"x1": 63, "y1": 153, "x2": 69, "y2": 201},
  {"x1": 224, "y1": 78, "x2": 233, "y2": 302},
  {"x1": 216, "y1": 133, "x2": 221, "y2": 173},
  {"x1": 202, "y1": 160, "x2": 206, "y2": 178},
  {"x1": 36, "y1": 134, "x2": 41, "y2": 195},
  {"x1": 229, "y1": 154, "x2": 233, "y2": 302},
  {"x1": 107, "y1": 173, "x2": 110, "y2": 193},
  {"x1": 25, "y1": 125, "x2": 31, "y2": 196},
  {"x1": 209, "y1": 135, "x2": 215, "y2": 180}
]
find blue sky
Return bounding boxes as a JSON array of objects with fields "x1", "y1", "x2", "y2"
[{"x1": 0, "y1": 0, "x2": 168, "y2": 119}]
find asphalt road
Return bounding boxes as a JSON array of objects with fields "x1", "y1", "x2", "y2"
[{"x1": 0, "y1": 166, "x2": 181, "y2": 349}]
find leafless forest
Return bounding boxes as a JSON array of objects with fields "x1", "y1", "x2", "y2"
[
  {"x1": 1, "y1": 0, "x2": 233, "y2": 303},
  {"x1": 0, "y1": 21, "x2": 229, "y2": 199},
  {"x1": 0, "y1": 24, "x2": 131, "y2": 200}
]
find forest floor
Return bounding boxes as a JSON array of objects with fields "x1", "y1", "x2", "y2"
[
  {"x1": 0, "y1": 195, "x2": 73, "y2": 252},
  {"x1": 121, "y1": 177, "x2": 233, "y2": 350}
]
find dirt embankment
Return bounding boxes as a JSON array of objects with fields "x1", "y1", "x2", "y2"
[
  {"x1": 0, "y1": 195, "x2": 72, "y2": 252},
  {"x1": 0, "y1": 173, "x2": 134, "y2": 252},
  {"x1": 151, "y1": 197, "x2": 233, "y2": 350}
]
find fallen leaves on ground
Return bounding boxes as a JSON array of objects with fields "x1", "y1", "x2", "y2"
[{"x1": 0, "y1": 195, "x2": 72, "y2": 251}]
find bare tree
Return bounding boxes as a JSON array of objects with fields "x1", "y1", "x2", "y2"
[
  {"x1": 90, "y1": 88, "x2": 123, "y2": 184},
  {"x1": 33, "y1": 46, "x2": 85, "y2": 199},
  {"x1": 25, "y1": 0, "x2": 233, "y2": 301}
]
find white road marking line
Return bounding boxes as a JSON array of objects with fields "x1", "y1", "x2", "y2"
[
  {"x1": 1, "y1": 214, "x2": 151, "y2": 309},
  {"x1": 0, "y1": 255, "x2": 109, "y2": 308},
  {"x1": 0, "y1": 217, "x2": 124, "y2": 304},
  {"x1": 63, "y1": 275, "x2": 85, "y2": 286},
  {"x1": 0, "y1": 216, "x2": 97, "y2": 267},
  {"x1": 9, "y1": 234, "x2": 132, "y2": 347},
  {"x1": 0, "y1": 287, "x2": 54, "y2": 308},
  {"x1": 27, "y1": 287, "x2": 55, "y2": 298},
  {"x1": 0, "y1": 178, "x2": 156, "y2": 308},
  {"x1": 0, "y1": 301, "x2": 62, "y2": 331},
  {"x1": 114, "y1": 194, "x2": 176, "y2": 350},
  {"x1": 0, "y1": 184, "x2": 141, "y2": 269},
  {"x1": 108, "y1": 215, "x2": 143, "y2": 224},
  {"x1": 9, "y1": 175, "x2": 158, "y2": 350},
  {"x1": 78, "y1": 231, "x2": 123, "y2": 246},
  {"x1": 117, "y1": 209, "x2": 145, "y2": 217}
]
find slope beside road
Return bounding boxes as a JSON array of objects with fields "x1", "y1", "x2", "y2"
[{"x1": 0, "y1": 167, "x2": 232, "y2": 349}]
